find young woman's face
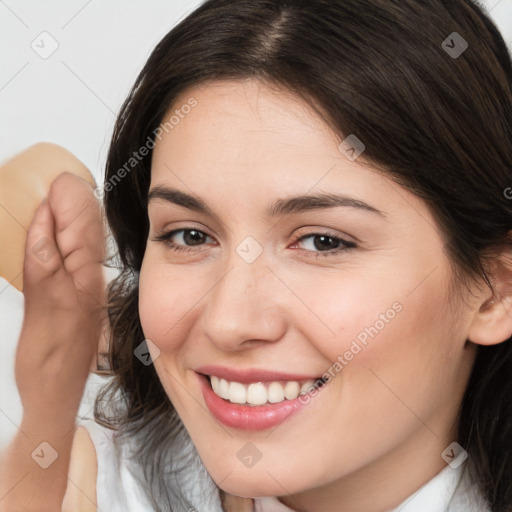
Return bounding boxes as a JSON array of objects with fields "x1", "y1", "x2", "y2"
[{"x1": 139, "y1": 79, "x2": 479, "y2": 503}]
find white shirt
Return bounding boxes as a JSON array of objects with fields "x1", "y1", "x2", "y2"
[
  {"x1": 253, "y1": 460, "x2": 491, "y2": 512},
  {"x1": 81, "y1": 418, "x2": 491, "y2": 512}
]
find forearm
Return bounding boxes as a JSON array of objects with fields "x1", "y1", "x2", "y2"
[{"x1": 0, "y1": 416, "x2": 76, "y2": 512}]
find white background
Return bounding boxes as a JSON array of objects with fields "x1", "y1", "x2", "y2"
[{"x1": 0, "y1": 0, "x2": 511, "y2": 450}]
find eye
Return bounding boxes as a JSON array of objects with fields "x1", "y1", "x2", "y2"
[
  {"x1": 151, "y1": 228, "x2": 215, "y2": 253},
  {"x1": 290, "y1": 232, "x2": 356, "y2": 257},
  {"x1": 151, "y1": 228, "x2": 356, "y2": 258}
]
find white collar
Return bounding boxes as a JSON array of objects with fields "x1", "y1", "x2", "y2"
[{"x1": 253, "y1": 461, "x2": 490, "y2": 512}]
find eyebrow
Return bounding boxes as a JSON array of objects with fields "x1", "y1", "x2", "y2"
[{"x1": 147, "y1": 185, "x2": 385, "y2": 218}]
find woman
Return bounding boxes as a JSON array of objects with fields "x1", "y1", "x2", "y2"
[{"x1": 2, "y1": 0, "x2": 511, "y2": 511}]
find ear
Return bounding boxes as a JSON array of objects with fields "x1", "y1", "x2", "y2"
[{"x1": 467, "y1": 242, "x2": 512, "y2": 346}]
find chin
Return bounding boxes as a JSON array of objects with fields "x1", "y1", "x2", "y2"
[{"x1": 209, "y1": 464, "x2": 309, "y2": 499}]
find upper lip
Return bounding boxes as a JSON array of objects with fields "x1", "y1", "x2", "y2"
[{"x1": 194, "y1": 365, "x2": 322, "y2": 383}]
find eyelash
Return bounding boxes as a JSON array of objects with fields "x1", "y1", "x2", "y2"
[{"x1": 151, "y1": 228, "x2": 356, "y2": 258}]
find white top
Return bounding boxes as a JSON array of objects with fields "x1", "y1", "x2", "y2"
[{"x1": 81, "y1": 418, "x2": 491, "y2": 512}]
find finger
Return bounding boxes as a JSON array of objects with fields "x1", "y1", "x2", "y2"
[
  {"x1": 53, "y1": 174, "x2": 106, "y2": 309},
  {"x1": 23, "y1": 197, "x2": 67, "y2": 290},
  {"x1": 46, "y1": 172, "x2": 106, "y2": 294}
]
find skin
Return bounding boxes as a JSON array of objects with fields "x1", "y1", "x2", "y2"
[
  {"x1": 61, "y1": 426, "x2": 97, "y2": 511},
  {"x1": 0, "y1": 143, "x2": 96, "y2": 291},
  {"x1": 138, "y1": 78, "x2": 509, "y2": 512},
  {"x1": 4, "y1": 86, "x2": 510, "y2": 510},
  {"x1": 0, "y1": 147, "x2": 103, "y2": 511}
]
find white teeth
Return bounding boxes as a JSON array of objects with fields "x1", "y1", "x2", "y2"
[
  {"x1": 210, "y1": 375, "x2": 232, "y2": 400},
  {"x1": 247, "y1": 383, "x2": 267, "y2": 405},
  {"x1": 208, "y1": 376, "x2": 323, "y2": 405},
  {"x1": 284, "y1": 381, "x2": 300, "y2": 400},
  {"x1": 211, "y1": 375, "x2": 220, "y2": 394},
  {"x1": 228, "y1": 381, "x2": 246, "y2": 404},
  {"x1": 218, "y1": 378, "x2": 230, "y2": 399},
  {"x1": 267, "y1": 382, "x2": 285, "y2": 403}
]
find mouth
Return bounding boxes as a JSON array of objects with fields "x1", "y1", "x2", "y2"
[
  {"x1": 207, "y1": 374, "x2": 326, "y2": 406},
  {"x1": 195, "y1": 367, "x2": 328, "y2": 431}
]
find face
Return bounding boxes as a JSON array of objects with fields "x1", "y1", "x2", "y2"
[{"x1": 139, "y1": 79, "x2": 478, "y2": 503}]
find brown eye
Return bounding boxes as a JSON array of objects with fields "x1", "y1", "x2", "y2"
[
  {"x1": 294, "y1": 233, "x2": 355, "y2": 255},
  {"x1": 311, "y1": 235, "x2": 343, "y2": 251},
  {"x1": 181, "y1": 229, "x2": 207, "y2": 245},
  {"x1": 152, "y1": 228, "x2": 215, "y2": 252}
]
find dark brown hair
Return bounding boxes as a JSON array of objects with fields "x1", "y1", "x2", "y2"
[{"x1": 94, "y1": 1, "x2": 512, "y2": 510}]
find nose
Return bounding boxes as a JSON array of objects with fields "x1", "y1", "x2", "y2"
[{"x1": 200, "y1": 248, "x2": 288, "y2": 352}]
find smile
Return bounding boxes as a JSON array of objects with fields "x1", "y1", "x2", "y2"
[
  {"x1": 209, "y1": 375, "x2": 324, "y2": 406},
  {"x1": 195, "y1": 366, "x2": 328, "y2": 430}
]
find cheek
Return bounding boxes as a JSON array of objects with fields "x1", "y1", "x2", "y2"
[
  {"x1": 288, "y1": 259, "x2": 458, "y2": 381},
  {"x1": 138, "y1": 258, "x2": 199, "y2": 350},
  {"x1": 324, "y1": 270, "x2": 462, "y2": 432},
  {"x1": 284, "y1": 267, "x2": 404, "y2": 361}
]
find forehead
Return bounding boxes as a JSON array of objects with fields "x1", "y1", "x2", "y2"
[
  {"x1": 153, "y1": 79, "x2": 337, "y2": 170},
  {"x1": 153, "y1": 80, "x2": 360, "y2": 189},
  {"x1": 148, "y1": 79, "x2": 429, "y2": 225}
]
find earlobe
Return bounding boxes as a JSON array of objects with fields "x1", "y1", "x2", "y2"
[
  {"x1": 468, "y1": 240, "x2": 512, "y2": 346},
  {"x1": 468, "y1": 294, "x2": 512, "y2": 346}
]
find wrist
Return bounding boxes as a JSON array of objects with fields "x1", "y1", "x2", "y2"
[{"x1": 21, "y1": 409, "x2": 78, "y2": 439}]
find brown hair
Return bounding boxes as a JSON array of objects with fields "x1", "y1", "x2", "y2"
[{"x1": 94, "y1": 1, "x2": 512, "y2": 510}]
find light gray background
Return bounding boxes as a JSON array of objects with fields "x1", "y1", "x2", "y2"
[{"x1": 0, "y1": 0, "x2": 511, "y2": 451}]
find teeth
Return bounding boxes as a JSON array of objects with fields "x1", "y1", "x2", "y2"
[
  {"x1": 210, "y1": 376, "x2": 230, "y2": 399},
  {"x1": 208, "y1": 376, "x2": 322, "y2": 405},
  {"x1": 211, "y1": 375, "x2": 220, "y2": 394},
  {"x1": 284, "y1": 381, "x2": 300, "y2": 400},
  {"x1": 247, "y1": 383, "x2": 267, "y2": 405},
  {"x1": 300, "y1": 381, "x2": 315, "y2": 395},
  {"x1": 229, "y1": 381, "x2": 246, "y2": 404},
  {"x1": 218, "y1": 378, "x2": 230, "y2": 399},
  {"x1": 267, "y1": 382, "x2": 285, "y2": 403}
]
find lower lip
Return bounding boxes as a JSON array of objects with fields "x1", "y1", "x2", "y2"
[{"x1": 198, "y1": 373, "x2": 325, "y2": 431}]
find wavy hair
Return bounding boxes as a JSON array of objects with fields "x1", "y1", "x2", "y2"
[{"x1": 94, "y1": 1, "x2": 512, "y2": 510}]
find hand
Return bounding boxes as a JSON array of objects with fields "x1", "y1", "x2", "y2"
[
  {"x1": 16, "y1": 171, "x2": 106, "y2": 426},
  {"x1": 0, "y1": 171, "x2": 107, "y2": 512}
]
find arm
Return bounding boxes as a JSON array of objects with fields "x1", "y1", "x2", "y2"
[{"x1": 0, "y1": 145, "x2": 105, "y2": 511}]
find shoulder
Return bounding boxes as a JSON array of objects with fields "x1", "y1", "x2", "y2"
[{"x1": 61, "y1": 425, "x2": 98, "y2": 512}]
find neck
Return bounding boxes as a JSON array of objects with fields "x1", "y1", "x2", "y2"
[{"x1": 278, "y1": 421, "x2": 457, "y2": 512}]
